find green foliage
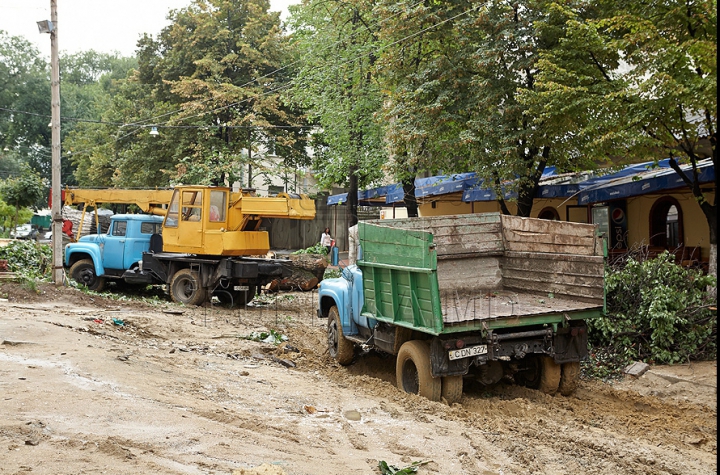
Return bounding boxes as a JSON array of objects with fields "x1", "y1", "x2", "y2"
[
  {"x1": 0, "y1": 200, "x2": 32, "y2": 236},
  {"x1": 293, "y1": 243, "x2": 328, "y2": 255},
  {"x1": 375, "y1": 0, "x2": 605, "y2": 217},
  {"x1": 0, "y1": 164, "x2": 45, "y2": 229},
  {"x1": 0, "y1": 163, "x2": 45, "y2": 206},
  {"x1": 67, "y1": 0, "x2": 310, "y2": 189},
  {"x1": 0, "y1": 240, "x2": 52, "y2": 279},
  {"x1": 288, "y1": 0, "x2": 388, "y2": 224},
  {"x1": 527, "y1": 0, "x2": 716, "y2": 245},
  {"x1": 590, "y1": 252, "x2": 717, "y2": 364},
  {"x1": 0, "y1": 32, "x2": 50, "y2": 183},
  {"x1": 378, "y1": 460, "x2": 429, "y2": 475},
  {"x1": 243, "y1": 329, "x2": 288, "y2": 345},
  {"x1": 324, "y1": 268, "x2": 342, "y2": 279}
]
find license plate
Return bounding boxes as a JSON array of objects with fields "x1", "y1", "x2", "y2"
[
  {"x1": 448, "y1": 345, "x2": 487, "y2": 361},
  {"x1": 234, "y1": 285, "x2": 249, "y2": 291}
]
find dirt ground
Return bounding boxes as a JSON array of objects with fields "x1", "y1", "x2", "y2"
[{"x1": 0, "y1": 281, "x2": 716, "y2": 475}]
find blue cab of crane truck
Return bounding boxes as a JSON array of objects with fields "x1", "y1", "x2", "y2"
[{"x1": 64, "y1": 214, "x2": 164, "y2": 289}]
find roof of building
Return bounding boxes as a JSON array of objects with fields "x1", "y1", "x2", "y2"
[{"x1": 326, "y1": 159, "x2": 715, "y2": 206}]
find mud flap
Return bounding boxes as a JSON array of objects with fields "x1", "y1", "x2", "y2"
[
  {"x1": 429, "y1": 338, "x2": 471, "y2": 378},
  {"x1": 553, "y1": 322, "x2": 588, "y2": 363}
]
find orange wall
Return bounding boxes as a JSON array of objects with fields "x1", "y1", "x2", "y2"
[{"x1": 626, "y1": 191, "x2": 714, "y2": 253}]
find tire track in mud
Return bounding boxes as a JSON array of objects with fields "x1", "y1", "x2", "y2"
[{"x1": 2, "y1": 286, "x2": 715, "y2": 475}]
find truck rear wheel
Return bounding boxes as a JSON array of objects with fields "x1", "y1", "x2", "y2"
[
  {"x1": 170, "y1": 269, "x2": 207, "y2": 306},
  {"x1": 327, "y1": 306, "x2": 354, "y2": 365},
  {"x1": 538, "y1": 356, "x2": 561, "y2": 395},
  {"x1": 396, "y1": 340, "x2": 441, "y2": 402},
  {"x1": 69, "y1": 258, "x2": 105, "y2": 292},
  {"x1": 559, "y1": 361, "x2": 581, "y2": 396},
  {"x1": 441, "y1": 375, "x2": 463, "y2": 404}
]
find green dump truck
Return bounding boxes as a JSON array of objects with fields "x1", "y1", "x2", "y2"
[{"x1": 317, "y1": 213, "x2": 605, "y2": 402}]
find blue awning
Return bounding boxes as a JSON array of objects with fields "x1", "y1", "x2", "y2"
[
  {"x1": 579, "y1": 159, "x2": 714, "y2": 204},
  {"x1": 460, "y1": 167, "x2": 559, "y2": 202},
  {"x1": 327, "y1": 193, "x2": 348, "y2": 206},
  {"x1": 327, "y1": 183, "x2": 406, "y2": 206},
  {"x1": 326, "y1": 159, "x2": 710, "y2": 206},
  {"x1": 415, "y1": 173, "x2": 479, "y2": 198}
]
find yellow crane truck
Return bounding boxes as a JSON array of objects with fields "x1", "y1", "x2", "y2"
[{"x1": 63, "y1": 185, "x2": 316, "y2": 306}]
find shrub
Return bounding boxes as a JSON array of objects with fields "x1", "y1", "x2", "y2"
[
  {"x1": 0, "y1": 240, "x2": 52, "y2": 279},
  {"x1": 589, "y1": 252, "x2": 716, "y2": 365},
  {"x1": 293, "y1": 242, "x2": 328, "y2": 255}
]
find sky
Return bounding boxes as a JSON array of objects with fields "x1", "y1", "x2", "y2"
[{"x1": 0, "y1": 0, "x2": 297, "y2": 58}]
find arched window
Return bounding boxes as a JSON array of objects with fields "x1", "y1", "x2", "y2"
[
  {"x1": 538, "y1": 207, "x2": 560, "y2": 220},
  {"x1": 649, "y1": 197, "x2": 683, "y2": 248}
]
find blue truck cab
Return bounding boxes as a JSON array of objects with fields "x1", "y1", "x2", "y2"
[{"x1": 64, "y1": 214, "x2": 164, "y2": 291}]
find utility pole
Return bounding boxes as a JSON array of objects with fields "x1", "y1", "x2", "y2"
[{"x1": 48, "y1": 0, "x2": 62, "y2": 284}]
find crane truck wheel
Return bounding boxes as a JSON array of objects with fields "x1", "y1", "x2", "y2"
[
  {"x1": 214, "y1": 285, "x2": 256, "y2": 307},
  {"x1": 327, "y1": 306, "x2": 354, "y2": 365},
  {"x1": 69, "y1": 258, "x2": 106, "y2": 292},
  {"x1": 441, "y1": 375, "x2": 463, "y2": 404},
  {"x1": 396, "y1": 340, "x2": 441, "y2": 402},
  {"x1": 538, "y1": 356, "x2": 561, "y2": 395},
  {"x1": 559, "y1": 361, "x2": 581, "y2": 396},
  {"x1": 170, "y1": 269, "x2": 207, "y2": 306}
]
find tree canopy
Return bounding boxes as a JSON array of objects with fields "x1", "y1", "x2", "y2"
[
  {"x1": 288, "y1": 0, "x2": 389, "y2": 225},
  {"x1": 66, "y1": 0, "x2": 310, "y2": 189}
]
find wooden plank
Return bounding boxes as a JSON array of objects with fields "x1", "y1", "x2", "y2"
[
  {"x1": 503, "y1": 254, "x2": 604, "y2": 277},
  {"x1": 502, "y1": 275, "x2": 604, "y2": 302},
  {"x1": 437, "y1": 256, "x2": 503, "y2": 294},
  {"x1": 370, "y1": 212, "x2": 502, "y2": 230},
  {"x1": 501, "y1": 214, "x2": 597, "y2": 238},
  {"x1": 503, "y1": 229, "x2": 597, "y2": 247},
  {"x1": 500, "y1": 214, "x2": 601, "y2": 256},
  {"x1": 503, "y1": 240, "x2": 597, "y2": 256}
]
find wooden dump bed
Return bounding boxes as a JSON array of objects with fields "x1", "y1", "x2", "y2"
[{"x1": 358, "y1": 213, "x2": 605, "y2": 333}]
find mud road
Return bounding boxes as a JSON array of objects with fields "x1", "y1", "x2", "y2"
[{"x1": 0, "y1": 282, "x2": 716, "y2": 474}]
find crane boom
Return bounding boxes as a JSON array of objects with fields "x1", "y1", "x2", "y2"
[{"x1": 64, "y1": 188, "x2": 174, "y2": 213}]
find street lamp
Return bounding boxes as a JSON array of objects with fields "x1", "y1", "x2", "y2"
[{"x1": 38, "y1": 1, "x2": 63, "y2": 285}]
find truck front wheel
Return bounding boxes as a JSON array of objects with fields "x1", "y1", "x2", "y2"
[
  {"x1": 396, "y1": 340, "x2": 441, "y2": 402},
  {"x1": 327, "y1": 306, "x2": 354, "y2": 365},
  {"x1": 69, "y1": 259, "x2": 105, "y2": 292},
  {"x1": 170, "y1": 269, "x2": 207, "y2": 306}
]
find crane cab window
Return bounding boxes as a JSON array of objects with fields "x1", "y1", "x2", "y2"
[
  {"x1": 165, "y1": 191, "x2": 180, "y2": 227},
  {"x1": 181, "y1": 191, "x2": 203, "y2": 222},
  {"x1": 209, "y1": 190, "x2": 227, "y2": 222}
]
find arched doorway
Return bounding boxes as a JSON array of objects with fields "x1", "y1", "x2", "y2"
[
  {"x1": 538, "y1": 207, "x2": 560, "y2": 220},
  {"x1": 649, "y1": 197, "x2": 683, "y2": 248}
]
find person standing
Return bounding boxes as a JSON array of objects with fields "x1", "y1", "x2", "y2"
[{"x1": 321, "y1": 227, "x2": 333, "y2": 254}]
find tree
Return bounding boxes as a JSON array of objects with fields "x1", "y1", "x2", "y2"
[
  {"x1": 67, "y1": 0, "x2": 310, "y2": 189},
  {"x1": 0, "y1": 31, "x2": 51, "y2": 190},
  {"x1": 288, "y1": 0, "x2": 388, "y2": 225},
  {"x1": 0, "y1": 164, "x2": 44, "y2": 230},
  {"x1": 526, "y1": 0, "x2": 717, "y2": 287},
  {"x1": 376, "y1": 0, "x2": 605, "y2": 217}
]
